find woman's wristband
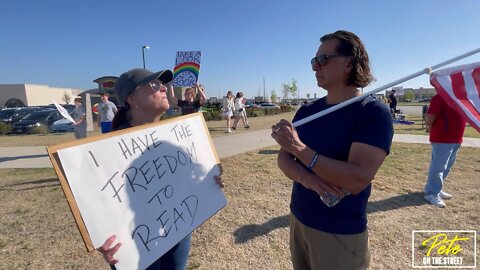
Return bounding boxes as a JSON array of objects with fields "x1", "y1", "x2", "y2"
[{"x1": 307, "y1": 153, "x2": 319, "y2": 172}]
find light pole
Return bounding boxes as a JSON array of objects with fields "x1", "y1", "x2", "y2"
[
  {"x1": 262, "y1": 77, "x2": 266, "y2": 101},
  {"x1": 142, "y1": 45, "x2": 150, "y2": 69}
]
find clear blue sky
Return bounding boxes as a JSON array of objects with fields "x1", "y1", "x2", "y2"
[{"x1": 2, "y1": 0, "x2": 479, "y2": 99}]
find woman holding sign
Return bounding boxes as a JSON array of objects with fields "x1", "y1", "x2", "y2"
[
  {"x1": 271, "y1": 31, "x2": 393, "y2": 269},
  {"x1": 167, "y1": 83, "x2": 207, "y2": 115},
  {"x1": 100, "y1": 68, "x2": 223, "y2": 270}
]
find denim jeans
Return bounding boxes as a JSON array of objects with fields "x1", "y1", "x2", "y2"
[
  {"x1": 110, "y1": 233, "x2": 191, "y2": 270},
  {"x1": 424, "y1": 143, "x2": 461, "y2": 196}
]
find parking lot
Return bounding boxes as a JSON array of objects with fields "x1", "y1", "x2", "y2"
[{"x1": 0, "y1": 105, "x2": 75, "y2": 135}]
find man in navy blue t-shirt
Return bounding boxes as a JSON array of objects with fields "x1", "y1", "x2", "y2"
[{"x1": 272, "y1": 30, "x2": 393, "y2": 270}]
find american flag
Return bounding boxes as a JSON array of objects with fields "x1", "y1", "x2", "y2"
[{"x1": 430, "y1": 62, "x2": 480, "y2": 132}]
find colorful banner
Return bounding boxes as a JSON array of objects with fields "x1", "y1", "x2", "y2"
[{"x1": 173, "y1": 51, "x2": 202, "y2": 87}]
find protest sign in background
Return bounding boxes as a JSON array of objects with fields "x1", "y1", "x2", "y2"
[
  {"x1": 53, "y1": 100, "x2": 75, "y2": 123},
  {"x1": 173, "y1": 51, "x2": 202, "y2": 87},
  {"x1": 47, "y1": 113, "x2": 226, "y2": 270}
]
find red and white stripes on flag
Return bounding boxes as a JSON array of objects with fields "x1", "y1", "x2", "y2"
[{"x1": 430, "y1": 62, "x2": 480, "y2": 132}]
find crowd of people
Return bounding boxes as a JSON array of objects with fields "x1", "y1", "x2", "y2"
[{"x1": 62, "y1": 29, "x2": 470, "y2": 270}]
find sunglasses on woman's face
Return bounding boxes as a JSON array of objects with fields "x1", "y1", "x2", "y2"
[
  {"x1": 136, "y1": 79, "x2": 164, "y2": 92},
  {"x1": 148, "y1": 80, "x2": 164, "y2": 92}
]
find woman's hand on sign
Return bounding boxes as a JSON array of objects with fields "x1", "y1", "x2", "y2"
[
  {"x1": 98, "y1": 235, "x2": 122, "y2": 265},
  {"x1": 214, "y1": 175, "x2": 224, "y2": 188}
]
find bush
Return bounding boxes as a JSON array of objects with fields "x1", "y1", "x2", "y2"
[
  {"x1": 251, "y1": 109, "x2": 264, "y2": 117},
  {"x1": 280, "y1": 105, "x2": 296, "y2": 113},
  {"x1": 202, "y1": 110, "x2": 224, "y2": 121},
  {"x1": 0, "y1": 123, "x2": 12, "y2": 135},
  {"x1": 263, "y1": 108, "x2": 279, "y2": 116},
  {"x1": 26, "y1": 125, "x2": 50, "y2": 134}
]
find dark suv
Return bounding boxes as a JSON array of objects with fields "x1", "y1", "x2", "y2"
[
  {"x1": 0, "y1": 107, "x2": 40, "y2": 125},
  {"x1": 11, "y1": 109, "x2": 62, "y2": 134}
]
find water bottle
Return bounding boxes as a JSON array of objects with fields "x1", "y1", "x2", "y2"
[{"x1": 320, "y1": 192, "x2": 350, "y2": 207}]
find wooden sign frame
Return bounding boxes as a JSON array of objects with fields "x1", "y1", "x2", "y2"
[{"x1": 47, "y1": 112, "x2": 222, "y2": 253}]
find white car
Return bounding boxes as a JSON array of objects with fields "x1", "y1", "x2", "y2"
[{"x1": 50, "y1": 117, "x2": 74, "y2": 132}]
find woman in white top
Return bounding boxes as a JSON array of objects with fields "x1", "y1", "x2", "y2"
[
  {"x1": 232, "y1": 92, "x2": 250, "y2": 130},
  {"x1": 223, "y1": 91, "x2": 235, "y2": 133}
]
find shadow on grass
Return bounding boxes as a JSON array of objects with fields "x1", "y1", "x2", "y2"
[
  {"x1": 367, "y1": 191, "x2": 426, "y2": 213},
  {"x1": 208, "y1": 128, "x2": 227, "y2": 132},
  {"x1": 234, "y1": 192, "x2": 426, "y2": 243},
  {"x1": 0, "y1": 178, "x2": 59, "y2": 191},
  {"x1": 233, "y1": 215, "x2": 289, "y2": 244},
  {"x1": 0, "y1": 154, "x2": 48, "y2": 163},
  {"x1": 258, "y1": 149, "x2": 279, "y2": 155}
]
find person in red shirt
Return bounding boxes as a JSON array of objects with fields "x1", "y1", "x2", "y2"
[{"x1": 424, "y1": 94, "x2": 466, "y2": 208}]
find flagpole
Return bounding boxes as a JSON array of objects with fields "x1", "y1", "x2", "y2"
[{"x1": 293, "y1": 47, "x2": 480, "y2": 128}]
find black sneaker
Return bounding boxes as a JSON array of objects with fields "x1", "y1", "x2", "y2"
[
  {"x1": 245, "y1": 125, "x2": 250, "y2": 128},
  {"x1": 232, "y1": 127, "x2": 237, "y2": 130}
]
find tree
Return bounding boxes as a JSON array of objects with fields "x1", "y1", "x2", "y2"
[
  {"x1": 282, "y1": 78, "x2": 298, "y2": 100},
  {"x1": 282, "y1": 84, "x2": 289, "y2": 99},
  {"x1": 403, "y1": 90, "x2": 415, "y2": 101},
  {"x1": 62, "y1": 91, "x2": 71, "y2": 104},
  {"x1": 271, "y1": 90, "x2": 278, "y2": 103}
]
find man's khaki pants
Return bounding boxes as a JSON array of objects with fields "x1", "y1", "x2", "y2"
[{"x1": 290, "y1": 213, "x2": 370, "y2": 270}]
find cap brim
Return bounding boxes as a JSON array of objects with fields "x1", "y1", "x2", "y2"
[
  {"x1": 136, "y1": 69, "x2": 174, "y2": 89},
  {"x1": 157, "y1": 70, "x2": 173, "y2": 84}
]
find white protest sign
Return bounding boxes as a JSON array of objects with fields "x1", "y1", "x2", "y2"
[
  {"x1": 173, "y1": 51, "x2": 202, "y2": 87},
  {"x1": 49, "y1": 113, "x2": 226, "y2": 270},
  {"x1": 52, "y1": 100, "x2": 75, "y2": 123}
]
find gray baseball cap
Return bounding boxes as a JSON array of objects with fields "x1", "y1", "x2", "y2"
[{"x1": 114, "y1": 68, "x2": 173, "y2": 106}]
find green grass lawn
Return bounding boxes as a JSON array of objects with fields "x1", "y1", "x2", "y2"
[
  {"x1": 1, "y1": 143, "x2": 479, "y2": 269},
  {"x1": 394, "y1": 115, "x2": 479, "y2": 138},
  {"x1": 397, "y1": 102, "x2": 429, "y2": 106}
]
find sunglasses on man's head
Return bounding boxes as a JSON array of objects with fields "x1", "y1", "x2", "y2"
[{"x1": 311, "y1": 54, "x2": 343, "y2": 67}]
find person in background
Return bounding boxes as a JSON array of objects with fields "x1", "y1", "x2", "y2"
[
  {"x1": 98, "y1": 92, "x2": 118, "y2": 133},
  {"x1": 99, "y1": 68, "x2": 223, "y2": 270},
  {"x1": 223, "y1": 91, "x2": 235, "y2": 133},
  {"x1": 271, "y1": 30, "x2": 393, "y2": 270},
  {"x1": 388, "y1": 89, "x2": 397, "y2": 118},
  {"x1": 72, "y1": 97, "x2": 87, "y2": 139},
  {"x1": 232, "y1": 91, "x2": 250, "y2": 130},
  {"x1": 423, "y1": 93, "x2": 466, "y2": 208},
  {"x1": 168, "y1": 83, "x2": 206, "y2": 115}
]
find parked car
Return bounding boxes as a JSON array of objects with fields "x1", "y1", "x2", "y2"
[
  {"x1": 165, "y1": 107, "x2": 182, "y2": 117},
  {"x1": 0, "y1": 107, "x2": 40, "y2": 124},
  {"x1": 50, "y1": 112, "x2": 75, "y2": 133},
  {"x1": 244, "y1": 100, "x2": 259, "y2": 108},
  {"x1": 259, "y1": 103, "x2": 280, "y2": 109},
  {"x1": 0, "y1": 108, "x2": 20, "y2": 123},
  {"x1": 12, "y1": 109, "x2": 62, "y2": 134}
]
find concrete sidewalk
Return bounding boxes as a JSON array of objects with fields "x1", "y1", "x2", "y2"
[{"x1": 0, "y1": 130, "x2": 479, "y2": 169}]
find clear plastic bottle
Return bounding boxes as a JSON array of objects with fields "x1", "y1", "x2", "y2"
[{"x1": 320, "y1": 192, "x2": 350, "y2": 207}]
